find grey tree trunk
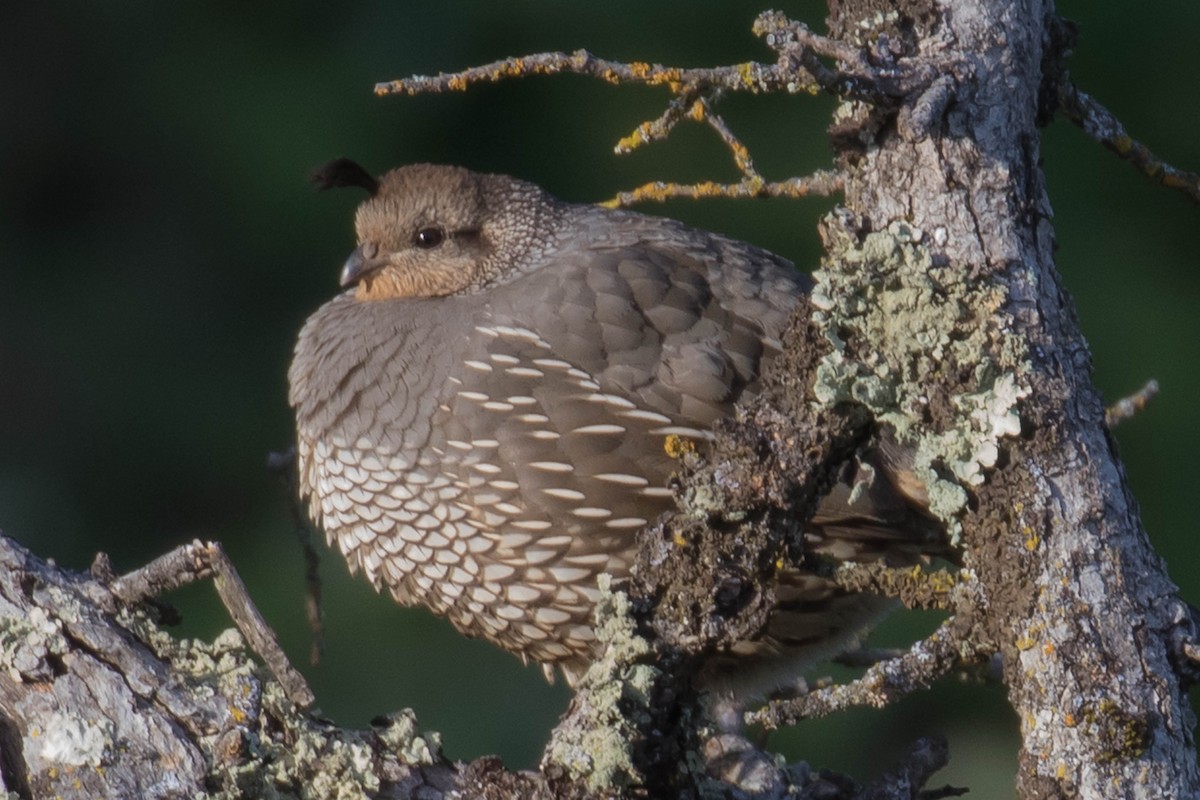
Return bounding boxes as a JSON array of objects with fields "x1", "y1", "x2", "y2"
[{"x1": 824, "y1": 0, "x2": 1199, "y2": 796}]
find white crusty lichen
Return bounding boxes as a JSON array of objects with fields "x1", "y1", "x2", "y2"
[
  {"x1": 374, "y1": 708, "x2": 442, "y2": 766},
  {"x1": 811, "y1": 219, "x2": 1029, "y2": 538},
  {"x1": 260, "y1": 704, "x2": 382, "y2": 800},
  {"x1": 210, "y1": 672, "x2": 445, "y2": 800},
  {"x1": 0, "y1": 603, "x2": 69, "y2": 681},
  {"x1": 33, "y1": 712, "x2": 112, "y2": 767},
  {"x1": 543, "y1": 574, "x2": 660, "y2": 793}
]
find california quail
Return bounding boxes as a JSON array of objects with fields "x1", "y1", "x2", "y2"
[{"x1": 289, "y1": 160, "x2": 939, "y2": 691}]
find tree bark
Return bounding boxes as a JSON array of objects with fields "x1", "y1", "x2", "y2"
[
  {"x1": 0, "y1": 535, "x2": 472, "y2": 799},
  {"x1": 823, "y1": 0, "x2": 1199, "y2": 796}
]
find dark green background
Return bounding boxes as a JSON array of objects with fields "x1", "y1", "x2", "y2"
[{"x1": 2, "y1": 3, "x2": 1197, "y2": 795}]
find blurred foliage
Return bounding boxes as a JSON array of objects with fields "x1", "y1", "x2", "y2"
[{"x1": 2, "y1": 2, "x2": 1197, "y2": 795}]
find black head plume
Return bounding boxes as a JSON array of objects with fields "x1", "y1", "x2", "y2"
[{"x1": 310, "y1": 158, "x2": 380, "y2": 195}]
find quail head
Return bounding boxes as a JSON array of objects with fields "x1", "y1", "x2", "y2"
[{"x1": 289, "y1": 160, "x2": 940, "y2": 694}]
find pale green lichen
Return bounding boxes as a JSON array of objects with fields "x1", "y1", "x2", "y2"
[
  {"x1": 0, "y1": 603, "x2": 69, "y2": 680},
  {"x1": 543, "y1": 574, "x2": 658, "y2": 793},
  {"x1": 208, "y1": 679, "x2": 445, "y2": 800},
  {"x1": 374, "y1": 709, "x2": 442, "y2": 766},
  {"x1": 261, "y1": 716, "x2": 380, "y2": 800},
  {"x1": 109, "y1": 608, "x2": 445, "y2": 800},
  {"x1": 812, "y1": 219, "x2": 1029, "y2": 539}
]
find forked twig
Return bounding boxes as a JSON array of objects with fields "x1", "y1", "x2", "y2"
[
  {"x1": 112, "y1": 540, "x2": 315, "y2": 708},
  {"x1": 373, "y1": 11, "x2": 919, "y2": 209}
]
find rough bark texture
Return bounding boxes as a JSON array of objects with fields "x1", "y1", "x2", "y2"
[
  {"x1": 0, "y1": 535, "x2": 470, "y2": 799},
  {"x1": 823, "y1": 0, "x2": 1198, "y2": 797}
]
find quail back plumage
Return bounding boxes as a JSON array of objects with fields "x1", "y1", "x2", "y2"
[{"x1": 289, "y1": 161, "x2": 937, "y2": 690}]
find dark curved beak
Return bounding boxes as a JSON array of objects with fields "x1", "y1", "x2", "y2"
[{"x1": 339, "y1": 244, "x2": 387, "y2": 287}]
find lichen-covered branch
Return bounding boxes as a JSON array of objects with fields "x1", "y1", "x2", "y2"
[
  {"x1": 373, "y1": 13, "x2": 927, "y2": 103},
  {"x1": 0, "y1": 533, "x2": 472, "y2": 799},
  {"x1": 823, "y1": 1, "x2": 1200, "y2": 796},
  {"x1": 615, "y1": 90, "x2": 763, "y2": 180},
  {"x1": 268, "y1": 446, "x2": 327, "y2": 667},
  {"x1": 0, "y1": 520, "x2": 955, "y2": 799},
  {"x1": 375, "y1": 47, "x2": 805, "y2": 99},
  {"x1": 373, "y1": 10, "x2": 912, "y2": 209},
  {"x1": 600, "y1": 171, "x2": 844, "y2": 208},
  {"x1": 752, "y1": 10, "x2": 941, "y2": 101},
  {"x1": 744, "y1": 546, "x2": 992, "y2": 733},
  {"x1": 1058, "y1": 82, "x2": 1200, "y2": 205},
  {"x1": 747, "y1": 619, "x2": 966, "y2": 730}
]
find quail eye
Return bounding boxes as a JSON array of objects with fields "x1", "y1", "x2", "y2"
[{"x1": 413, "y1": 227, "x2": 445, "y2": 249}]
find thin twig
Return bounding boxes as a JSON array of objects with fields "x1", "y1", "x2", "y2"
[
  {"x1": 112, "y1": 540, "x2": 316, "y2": 708},
  {"x1": 374, "y1": 37, "x2": 912, "y2": 107},
  {"x1": 746, "y1": 619, "x2": 962, "y2": 730},
  {"x1": 1182, "y1": 642, "x2": 1200, "y2": 670},
  {"x1": 375, "y1": 13, "x2": 921, "y2": 102},
  {"x1": 1105, "y1": 379, "x2": 1159, "y2": 428},
  {"x1": 373, "y1": 12, "x2": 927, "y2": 210},
  {"x1": 694, "y1": 96, "x2": 762, "y2": 181},
  {"x1": 1059, "y1": 82, "x2": 1200, "y2": 205},
  {"x1": 375, "y1": 49, "x2": 810, "y2": 98},
  {"x1": 602, "y1": 171, "x2": 844, "y2": 208},
  {"x1": 921, "y1": 786, "x2": 971, "y2": 800},
  {"x1": 614, "y1": 88, "x2": 707, "y2": 154},
  {"x1": 1168, "y1": 600, "x2": 1200, "y2": 687},
  {"x1": 752, "y1": 11, "x2": 867, "y2": 68}
]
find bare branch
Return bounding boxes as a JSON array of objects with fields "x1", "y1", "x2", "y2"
[
  {"x1": 111, "y1": 540, "x2": 315, "y2": 708},
  {"x1": 374, "y1": 12, "x2": 928, "y2": 105},
  {"x1": 862, "y1": 738, "x2": 963, "y2": 800},
  {"x1": 743, "y1": 565, "x2": 985, "y2": 733},
  {"x1": 746, "y1": 619, "x2": 964, "y2": 730},
  {"x1": 753, "y1": 11, "x2": 868, "y2": 68},
  {"x1": 1059, "y1": 82, "x2": 1200, "y2": 204}
]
